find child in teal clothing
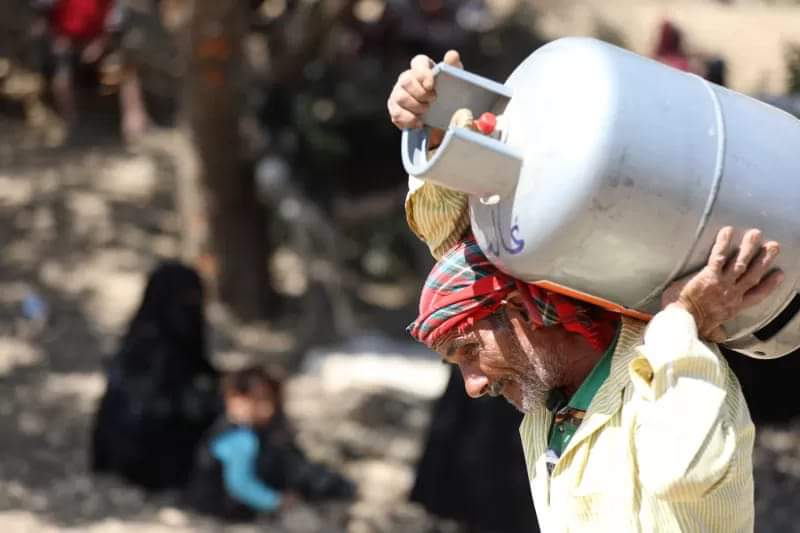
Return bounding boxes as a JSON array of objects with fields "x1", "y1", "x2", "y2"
[{"x1": 187, "y1": 366, "x2": 355, "y2": 521}]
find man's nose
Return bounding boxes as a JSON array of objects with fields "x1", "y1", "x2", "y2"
[{"x1": 460, "y1": 363, "x2": 489, "y2": 398}]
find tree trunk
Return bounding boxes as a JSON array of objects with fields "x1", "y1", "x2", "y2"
[{"x1": 179, "y1": 0, "x2": 269, "y2": 320}]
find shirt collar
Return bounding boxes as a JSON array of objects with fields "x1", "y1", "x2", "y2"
[{"x1": 545, "y1": 322, "x2": 621, "y2": 413}]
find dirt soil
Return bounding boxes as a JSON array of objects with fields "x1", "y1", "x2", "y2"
[{"x1": 0, "y1": 115, "x2": 799, "y2": 533}]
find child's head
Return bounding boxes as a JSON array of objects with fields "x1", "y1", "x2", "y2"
[{"x1": 222, "y1": 366, "x2": 283, "y2": 428}]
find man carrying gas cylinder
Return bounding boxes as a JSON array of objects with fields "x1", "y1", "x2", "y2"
[{"x1": 387, "y1": 50, "x2": 784, "y2": 532}]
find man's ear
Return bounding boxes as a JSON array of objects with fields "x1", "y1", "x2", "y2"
[
  {"x1": 500, "y1": 297, "x2": 537, "y2": 357},
  {"x1": 501, "y1": 292, "x2": 535, "y2": 353}
]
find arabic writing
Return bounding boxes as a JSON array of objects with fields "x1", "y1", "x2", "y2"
[{"x1": 485, "y1": 205, "x2": 525, "y2": 256}]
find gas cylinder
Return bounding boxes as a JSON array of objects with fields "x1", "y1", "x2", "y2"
[{"x1": 401, "y1": 37, "x2": 800, "y2": 359}]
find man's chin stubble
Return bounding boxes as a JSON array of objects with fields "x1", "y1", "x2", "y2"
[{"x1": 502, "y1": 377, "x2": 547, "y2": 413}]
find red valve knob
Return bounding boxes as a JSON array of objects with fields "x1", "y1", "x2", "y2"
[{"x1": 474, "y1": 112, "x2": 497, "y2": 135}]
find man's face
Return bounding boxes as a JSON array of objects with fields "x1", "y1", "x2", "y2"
[{"x1": 435, "y1": 309, "x2": 569, "y2": 413}]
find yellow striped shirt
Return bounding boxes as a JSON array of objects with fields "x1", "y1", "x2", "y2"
[
  {"x1": 402, "y1": 144, "x2": 754, "y2": 531},
  {"x1": 520, "y1": 309, "x2": 755, "y2": 532}
]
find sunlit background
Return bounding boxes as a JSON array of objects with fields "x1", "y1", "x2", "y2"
[{"x1": 1, "y1": 0, "x2": 799, "y2": 531}]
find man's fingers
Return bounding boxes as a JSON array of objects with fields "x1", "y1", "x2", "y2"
[
  {"x1": 395, "y1": 92, "x2": 429, "y2": 115},
  {"x1": 399, "y1": 71, "x2": 435, "y2": 103},
  {"x1": 410, "y1": 54, "x2": 434, "y2": 70},
  {"x1": 443, "y1": 49, "x2": 463, "y2": 69},
  {"x1": 388, "y1": 74, "x2": 429, "y2": 128},
  {"x1": 410, "y1": 54, "x2": 436, "y2": 90},
  {"x1": 708, "y1": 226, "x2": 734, "y2": 273},
  {"x1": 738, "y1": 241, "x2": 781, "y2": 289},
  {"x1": 388, "y1": 100, "x2": 422, "y2": 130},
  {"x1": 724, "y1": 229, "x2": 762, "y2": 280},
  {"x1": 705, "y1": 324, "x2": 728, "y2": 344},
  {"x1": 741, "y1": 269, "x2": 785, "y2": 308}
]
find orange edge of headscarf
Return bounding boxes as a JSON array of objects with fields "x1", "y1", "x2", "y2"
[{"x1": 533, "y1": 281, "x2": 653, "y2": 323}]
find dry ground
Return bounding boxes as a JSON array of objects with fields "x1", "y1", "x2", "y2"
[
  {"x1": 0, "y1": 114, "x2": 799, "y2": 532},
  {"x1": 0, "y1": 116, "x2": 454, "y2": 533}
]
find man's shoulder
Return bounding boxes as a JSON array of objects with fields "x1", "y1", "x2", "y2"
[{"x1": 615, "y1": 320, "x2": 753, "y2": 428}]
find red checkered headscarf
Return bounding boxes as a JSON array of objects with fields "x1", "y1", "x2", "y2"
[{"x1": 408, "y1": 236, "x2": 619, "y2": 351}]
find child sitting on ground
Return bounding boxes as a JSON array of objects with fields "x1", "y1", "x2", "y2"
[{"x1": 186, "y1": 366, "x2": 355, "y2": 521}]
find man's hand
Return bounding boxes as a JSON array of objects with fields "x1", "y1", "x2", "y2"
[
  {"x1": 661, "y1": 227, "x2": 785, "y2": 342},
  {"x1": 387, "y1": 50, "x2": 463, "y2": 146}
]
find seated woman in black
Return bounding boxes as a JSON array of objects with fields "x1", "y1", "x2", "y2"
[{"x1": 90, "y1": 261, "x2": 220, "y2": 490}]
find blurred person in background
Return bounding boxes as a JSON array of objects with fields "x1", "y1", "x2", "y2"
[
  {"x1": 390, "y1": 51, "x2": 782, "y2": 531},
  {"x1": 652, "y1": 19, "x2": 693, "y2": 72},
  {"x1": 411, "y1": 369, "x2": 537, "y2": 533},
  {"x1": 651, "y1": 18, "x2": 727, "y2": 87},
  {"x1": 91, "y1": 261, "x2": 221, "y2": 491},
  {"x1": 186, "y1": 366, "x2": 356, "y2": 522},
  {"x1": 31, "y1": 0, "x2": 151, "y2": 141},
  {"x1": 186, "y1": 366, "x2": 293, "y2": 521}
]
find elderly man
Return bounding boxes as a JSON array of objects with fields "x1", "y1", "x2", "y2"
[{"x1": 388, "y1": 51, "x2": 785, "y2": 532}]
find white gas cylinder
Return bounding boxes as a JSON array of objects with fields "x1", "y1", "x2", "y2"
[{"x1": 402, "y1": 37, "x2": 800, "y2": 359}]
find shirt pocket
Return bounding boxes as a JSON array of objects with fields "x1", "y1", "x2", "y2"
[{"x1": 564, "y1": 486, "x2": 628, "y2": 532}]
